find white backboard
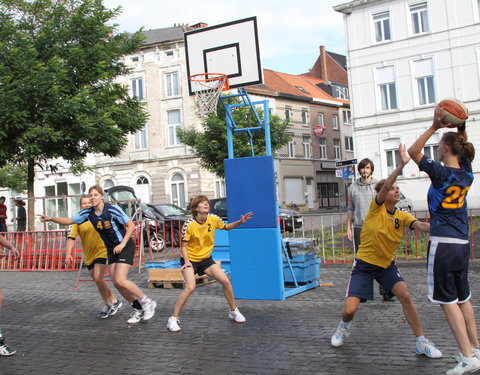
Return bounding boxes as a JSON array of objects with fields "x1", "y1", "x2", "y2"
[{"x1": 185, "y1": 17, "x2": 263, "y2": 95}]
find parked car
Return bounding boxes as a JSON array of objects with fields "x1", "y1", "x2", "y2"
[
  {"x1": 139, "y1": 203, "x2": 165, "y2": 252},
  {"x1": 397, "y1": 192, "x2": 413, "y2": 211},
  {"x1": 153, "y1": 204, "x2": 191, "y2": 247},
  {"x1": 208, "y1": 198, "x2": 303, "y2": 232}
]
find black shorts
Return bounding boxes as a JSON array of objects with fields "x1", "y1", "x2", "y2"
[
  {"x1": 86, "y1": 257, "x2": 107, "y2": 271},
  {"x1": 107, "y1": 238, "x2": 136, "y2": 265},
  {"x1": 181, "y1": 256, "x2": 215, "y2": 276}
]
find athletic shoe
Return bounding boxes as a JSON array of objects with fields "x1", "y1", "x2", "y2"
[
  {"x1": 0, "y1": 344, "x2": 16, "y2": 356},
  {"x1": 228, "y1": 307, "x2": 246, "y2": 323},
  {"x1": 142, "y1": 299, "x2": 157, "y2": 321},
  {"x1": 127, "y1": 309, "x2": 144, "y2": 324},
  {"x1": 167, "y1": 316, "x2": 181, "y2": 332},
  {"x1": 98, "y1": 305, "x2": 110, "y2": 319},
  {"x1": 331, "y1": 323, "x2": 350, "y2": 347},
  {"x1": 447, "y1": 353, "x2": 480, "y2": 375},
  {"x1": 415, "y1": 338, "x2": 443, "y2": 358},
  {"x1": 473, "y1": 348, "x2": 480, "y2": 359},
  {"x1": 108, "y1": 300, "x2": 123, "y2": 316}
]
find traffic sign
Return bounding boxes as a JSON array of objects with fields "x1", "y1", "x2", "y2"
[
  {"x1": 314, "y1": 125, "x2": 325, "y2": 136},
  {"x1": 335, "y1": 170, "x2": 343, "y2": 178},
  {"x1": 336, "y1": 159, "x2": 357, "y2": 167}
]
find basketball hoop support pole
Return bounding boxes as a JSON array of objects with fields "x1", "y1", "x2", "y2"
[{"x1": 219, "y1": 88, "x2": 272, "y2": 159}]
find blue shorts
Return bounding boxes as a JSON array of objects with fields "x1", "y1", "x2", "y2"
[
  {"x1": 427, "y1": 237, "x2": 471, "y2": 304},
  {"x1": 346, "y1": 258, "x2": 404, "y2": 300}
]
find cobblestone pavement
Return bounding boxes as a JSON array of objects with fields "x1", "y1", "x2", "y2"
[{"x1": 1, "y1": 261, "x2": 480, "y2": 375}]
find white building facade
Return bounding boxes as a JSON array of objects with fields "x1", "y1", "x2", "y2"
[{"x1": 335, "y1": 0, "x2": 480, "y2": 210}]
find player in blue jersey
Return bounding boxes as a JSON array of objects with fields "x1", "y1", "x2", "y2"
[
  {"x1": 39, "y1": 185, "x2": 156, "y2": 325},
  {"x1": 409, "y1": 105, "x2": 479, "y2": 375}
]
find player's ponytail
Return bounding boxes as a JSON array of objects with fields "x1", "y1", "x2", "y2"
[{"x1": 442, "y1": 132, "x2": 475, "y2": 163}]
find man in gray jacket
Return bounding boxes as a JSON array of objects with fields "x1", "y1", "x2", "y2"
[{"x1": 347, "y1": 158, "x2": 394, "y2": 301}]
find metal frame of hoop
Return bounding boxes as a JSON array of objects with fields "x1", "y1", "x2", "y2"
[{"x1": 189, "y1": 73, "x2": 230, "y2": 117}]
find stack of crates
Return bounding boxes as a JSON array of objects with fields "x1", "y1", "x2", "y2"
[{"x1": 283, "y1": 238, "x2": 321, "y2": 285}]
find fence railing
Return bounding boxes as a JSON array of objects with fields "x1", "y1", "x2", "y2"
[{"x1": 1, "y1": 210, "x2": 479, "y2": 271}]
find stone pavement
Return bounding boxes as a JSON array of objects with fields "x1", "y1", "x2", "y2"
[{"x1": 1, "y1": 261, "x2": 480, "y2": 375}]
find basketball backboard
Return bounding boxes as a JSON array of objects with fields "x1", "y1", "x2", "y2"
[{"x1": 184, "y1": 17, "x2": 263, "y2": 95}]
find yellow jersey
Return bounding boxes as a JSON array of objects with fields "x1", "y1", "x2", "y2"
[
  {"x1": 357, "y1": 197, "x2": 416, "y2": 269},
  {"x1": 68, "y1": 221, "x2": 108, "y2": 266},
  {"x1": 182, "y1": 214, "x2": 226, "y2": 262}
]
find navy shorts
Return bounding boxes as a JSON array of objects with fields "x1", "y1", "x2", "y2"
[
  {"x1": 107, "y1": 238, "x2": 136, "y2": 265},
  {"x1": 181, "y1": 256, "x2": 216, "y2": 276},
  {"x1": 427, "y1": 237, "x2": 471, "y2": 304},
  {"x1": 346, "y1": 258, "x2": 404, "y2": 300},
  {"x1": 86, "y1": 257, "x2": 107, "y2": 271}
]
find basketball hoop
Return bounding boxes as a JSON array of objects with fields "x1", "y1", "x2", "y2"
[{"x1": 189, "y1": 73, "x2": 229, "y2": 117}]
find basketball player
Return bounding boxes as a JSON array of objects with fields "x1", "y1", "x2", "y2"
[
  {"x1": 331, "y1": 145, "x2": 442, "y2": 360},
  {"x1": 167, "y1": 195, "x2": 252, "y2": 332},
  {"x1": 408, "y1": 106, "x2": 480, "y2": 375}
]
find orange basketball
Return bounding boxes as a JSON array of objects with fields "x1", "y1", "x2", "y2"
[{"x1": 438, "y1": 98, "x2": 468, "y2": 126}]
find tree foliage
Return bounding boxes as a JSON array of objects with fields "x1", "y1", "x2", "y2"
[
  {"x1": 0, "y1": 164, "x2": 27, "y2": 192},
  {"x1": 0, "y1": 0, "x2": 148, "y2": 228},
  {"x1": 178, "y1": 96, "x2": 291, "y2": 178}
]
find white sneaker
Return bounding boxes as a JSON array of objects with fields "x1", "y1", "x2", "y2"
[
  {"x1": 127, "y1": 309, "x2": 144, "y2": 324},
  {"x1": 331, "y1": 323, "x2": 350, "y2": 347},
  {"x1": 108, "y1": 300, "x2": 123, "y2": 316},
  {"x1": 167, "y1": 316, "x2": 181, "y2": 332},
  {"x1": 415, "y1": 338, "x2": 443, "y2": 358},
  {"x1": 447, "y1": 353, "x2": 480, "y2": 375},
  {"x1": 142, "y1": 299, "x2": 157, "y2": 321},
  {"x1": 228, "y1": 307, "x2": 246, "y2": 323},
  {"x1": 98, "y1": 305, "x2": 110, "y2": 319},
  {"x1": 473, "y1": 348, "x2": 480, "y2": 359},
  {"x1": 0, "y1": 344, "x2": 16, "y2": 356}
]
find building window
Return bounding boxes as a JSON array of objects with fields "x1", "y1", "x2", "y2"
[
  {"x1": 131, "y1": 77, "x2": 144, "y2": 100},
  {"x1": 376, "y1": 65, "x2": 398, "y2": 110},
  {"x1": 167, "y1": 109, "x2": 181, "y2": 145},
  {"x1": 134, "y1": 126, "x2": 147, "y2": 149},
  {"x1": 410, "y1": 2, "x2": 429, "y2": 34},
  {"x1": 386, "y1": 149, "x2": 404, "y2": 176},
  {"x1": 287, "y1": 137, "x2": 295, "y2": 158},
  {"x1": 332, "y1": 85, "x2": 349, "y2": 99},
  {"x1": 319, "y1": 138, "x2": 327, "y2": 159},
  {"x1": 414, "y1": 58, "x2": 436, "y2": 105},
  {"x1": 303, "y1": 135, "x2": 311, "y2": 159},
  {"x1": 373, "y1": 10, "x2": 391, "y2": 43},
  {"x1": 285, "y1": 107, "x2": 292, "y2": 120},
  {"x1": 333, "y1": 139, "x2": 341, "y2": 160},
  {"x1": 137, "y1": 176, "x2": 148, "y2": 185},
  {"x1": 301, "y1": 109, "x2": 308, "y2": 125},
  {"x1": 318, "y1": 113, "x2": 324, "y2": 126},
  {"x1": 343, "y1": 110, "x2": 352, "y2": 124},
  {"x1": 215, "y1": 179, "x2": 226, "y2": 198},
  {"x1": 424, "y1": 144, "x2": 439, "y2": 161},
  {"x1": 332, "y1": 114, "x2": 339, "y2": 130},
  {"x1": 345, "y1": 136, "x2": 354, "y2": 152},
  {"x1": 171, "y1": 173, "x2": 185, "y2": 208},
  {"x1": 166, "y1": 72, "x2": 179, "y2": 97}
]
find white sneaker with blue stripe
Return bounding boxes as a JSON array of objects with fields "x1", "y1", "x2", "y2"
[{"x1": 415, "y1": 337, "x2": 442, "y2": 358}]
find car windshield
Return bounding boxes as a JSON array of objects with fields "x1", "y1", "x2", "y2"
[
  {"x1": 157, "y1": 204, "x2": 189, "y2": 216},
  {"x1": 110, "y1": 190, "x2": 137, "y2": 202},
  {"x1": 141, "y1": 204, "x2": 162, "y2": 220}
]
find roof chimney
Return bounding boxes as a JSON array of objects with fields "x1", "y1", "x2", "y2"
[{"x1": 320, "y1": 45, "x2": 328, "y2": 81}]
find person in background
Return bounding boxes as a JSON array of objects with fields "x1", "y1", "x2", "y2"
[
  {"x1": 0, "y1": 235, "x2": 19, "y2": 356},
  {"x1": 14, "y1": 199, "x2": 26, "y2": 232},
  {"x1": 0, "y1": 197, "x2": 7, "y2": 232},
  {"x1": 408, "y1": 106, "x2": 480, "y2": 375}
]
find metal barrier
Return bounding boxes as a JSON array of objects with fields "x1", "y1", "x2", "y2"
[{"x1": 1, "y1": 210, "x2": 479, "y2": 270}]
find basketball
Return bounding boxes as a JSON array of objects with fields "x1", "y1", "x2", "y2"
[{"x1": 438, "y1": 98, "x2": 468, "y2": 126}]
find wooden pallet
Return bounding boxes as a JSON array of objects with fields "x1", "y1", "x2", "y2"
[{"x1": 147, "y1": 266, "x2": 218, "y2": 289}]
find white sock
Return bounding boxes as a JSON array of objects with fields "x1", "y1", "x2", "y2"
[
  {"x1": 140, "y1": 296, "x2": 148, "y2": 304},
  {"x1": 416, "y1": 336, "x2": 425, "y2": 342}
]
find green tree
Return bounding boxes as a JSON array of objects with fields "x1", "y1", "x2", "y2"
[
  {"x1": 0, "y1": 164, "x2": 27, "y2": 192},
  {"x1": 178, "y1": 96, "x2": 291, "y2": 178},
  {"x1": 0, "y1": 0, "x2": 148, "y2": 229}
]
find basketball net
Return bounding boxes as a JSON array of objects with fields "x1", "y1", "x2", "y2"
[{"x1": 189, "y1": 73, "x2": 229, "y2": 117}]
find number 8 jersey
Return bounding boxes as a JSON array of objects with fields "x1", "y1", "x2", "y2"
[{"x1": 419, "y1": 154, "x2": 473, "y2": 240}]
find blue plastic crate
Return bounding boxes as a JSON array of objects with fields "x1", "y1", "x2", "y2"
[{"x1": 283, "y1": 257, "x2": 321, "y2": 283}]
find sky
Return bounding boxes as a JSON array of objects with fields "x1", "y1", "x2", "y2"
[{"x1": 102, "y1": 0, "x2": 347, "y2": 75}]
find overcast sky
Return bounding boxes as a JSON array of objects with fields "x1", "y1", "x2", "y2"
[{"x1": 102, "y1": 0, "x2": 347, "y2": 75}]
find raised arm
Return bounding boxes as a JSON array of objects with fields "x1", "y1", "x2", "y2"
[
  {"x1": 376, "y1": 144, "x2": 410, "y2": 204},
  {"x1": 225, "y1": 212, "x2": 253, "y2": 231},
  {"x1": 38, "y1": 214, "x2": 74, "y2": 226}
]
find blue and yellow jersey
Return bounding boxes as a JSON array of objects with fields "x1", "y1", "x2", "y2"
[
  {"x1": 419, "y1": 154, "x2": 473, "y2": 240},
  {"x1": 181, "y1": 214, "x2": 226, "y2": 262},
  {"x1": 357, "y1": 197, "x2": 416, "y2": 269},
  {"x1": 72, "y1": 203, "x2": 131, "y2": 252},
  {"x1": 68, "y1": 221, "x2": 107, "y2": 266}
]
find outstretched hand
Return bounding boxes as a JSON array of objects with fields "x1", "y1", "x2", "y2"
[
  {"x1": 240, "y1": 212, "x2": 253, "y2": 223},
  {"x1": 399, "y1": 144, "x2": 410, "y2": 166},
  {"x1": 37, "y1": 214, "x2": 50, "y2": 223}
]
